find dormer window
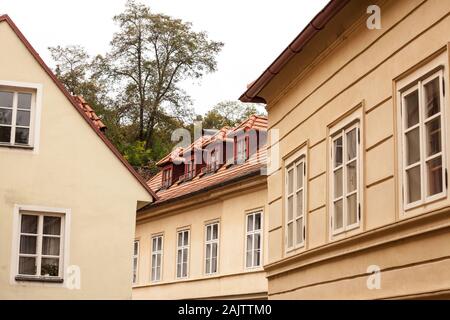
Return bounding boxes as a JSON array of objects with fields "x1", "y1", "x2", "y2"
[
  {"x1": 161, "y1": 167, "x2": 172, "y2": 189},
  {"x1": 235, "y1": 136, "x2": 248, "y2": 164},
  {"x1": 208, "y1": 149, "x2": 219, "y2": 173},
  {"x1": 185, "y1": 155, "x2": 196, "y2": 180}
]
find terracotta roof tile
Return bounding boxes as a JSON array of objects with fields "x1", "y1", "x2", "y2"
[
  {"x1": 147, "y1": 115, "x2": 268, "y2": 206},
  {"x1": 72, "y1": 96, "x2": 107, "y2": 132}
]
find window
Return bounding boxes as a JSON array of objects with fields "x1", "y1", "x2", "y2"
[
  {"x1": 132, "y1": 240, "x2": 139, "y2": 284},
  {"x1": 0, "y1": 90, "x2": 34, "y2": 147},
  {"x1": 176, "y1": 230, "x2": 189, "y2": 279},
  {"x1": 184, "y1": 156, "x2": 195, "y2": 180},
  {"x1": 331, "y1": 122, "x2": 360, "y2": 234},
  {"x1": 235, "y1": 136, "x2": 248, "y2": 164},
  {"x1": 161, "y1": 168, "x2": 172, "y2": 189},
  {"x1": 16, "y1": 212, "x2": 64, "y2": 280},
  {"x1": 151, "y1": 235, "x2": 163, "y2": 282},
  {"x1": 400, "y1": 69, "x2": 446, "y2": 208},
  {"x1": 286, "y1": 156, "x2": 306, "y2": 249},
  {"x1": 204, "y1": 222, "x2": 219, "y2": 275},
  {"x1": 245, "y1": 212, "x2": 262, "y2": 268},
  {"x1": 208, "y1": 150, "x2": 218, "y2": 172}
]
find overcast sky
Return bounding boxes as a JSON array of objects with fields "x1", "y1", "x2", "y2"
[{"x1": 1, "y1": 0, "x2": 328, "y2": 115}]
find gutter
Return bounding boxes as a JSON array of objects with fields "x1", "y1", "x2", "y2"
[
  {"x1": 239, "y1": 0, "x2": 350, "y2": 103},
  {"x1": 138, "y1": 167, "x2": 265, "y2": 213}
]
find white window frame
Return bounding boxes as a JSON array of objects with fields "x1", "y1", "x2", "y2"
[
  {"x1": 204, "y1": 222, "x2": 219, "y2": 275},
  {"x1": 330, "y1": 121, "x2": 361, "y2": 235},
  {"x1": 0, "y1": 81, "x2": 42, "y2": 153},
  {"x1": 236, "y1": 136, "x2": 247, "y2": 163},
  {"x1": 132, "y1": 240, "x2": 139, "y2": 285},
  {"x1": 245, "y1": 211, "x2": 263, "y2": 269},
  {"x1": 176, "y1": 229, "x2": 190, "y2": 279},
  {"x1": 151, "y1": 235, "x2": 163, "y2": 282},
  {"x1": 399, "y1": 68, "x2": 447, "y2": 211},
  {"x1": 10, "y1": 205, "x2": 71, "y2": 286},
  {"x1": 284, "y1": 147, "x2": 307, "y2": 252}
]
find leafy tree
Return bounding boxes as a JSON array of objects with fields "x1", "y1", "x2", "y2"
[
  {"x1": 102, "y1": 0, "x2": 223, "y2": 149},
  {"x1": 201, "y1": 100, "x2": 266, "y2": 129}
]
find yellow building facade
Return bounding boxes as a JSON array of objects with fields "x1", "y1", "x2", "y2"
[
  {"x1": 0, "y1": 15, "x2": 155, "y2": 299},
  {"x1": 240, "y1": 0, "x2": 450, "y2": 299},
  {"x1": 133, "y1": 117, "x2": 269, "y2": 299}
]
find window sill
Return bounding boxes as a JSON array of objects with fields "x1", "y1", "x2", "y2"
[
  {"x1": 0, "y1": 143, "x2": 33, "y2": 150},
  {"x1": 15, "y1": 275, "x2": 64, "y2": 283}
]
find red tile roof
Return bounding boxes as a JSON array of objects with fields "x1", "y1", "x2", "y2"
[
  {"x1": 0, "y1": 14, "x2": 158, "y2": 201},
  {"x1": 147, "y1": 115, "x2": 268, "y2": 206},
  {"x1": 72, "y1": 96, "x2": 107, "y2": 132}
]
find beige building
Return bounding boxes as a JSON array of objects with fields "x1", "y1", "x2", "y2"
[
  {"x1": 240, "y1": 0, "x2": 450, "y2": 299},
  {"x1": 0, "y1": 15, "x2": 156, "y2": 299},
  {"x1": 133, "y1": 116, "x2": 269, "y2": 299}
]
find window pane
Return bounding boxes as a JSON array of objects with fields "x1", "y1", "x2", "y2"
[
  {"x1": 176, "y1": 263, "x2": 181, "y2": 278},
  {"x1": 405, "y1": 90, "x2": 419, "y2": 128},
  {"x1": 426, "y1": 118, "x2": 441, "y2": 157},
  {"x1": 211, "y1": 257, "x2": 217, "y2": 273},
  {"x1": 254, "y1": 233, "x2": 261, "y2": 250},
  {"x1": 334, "y1": 168, "x2": 343, "y2": 198},
  {"x1": 346, "y1": 129, "x2": 357, "y2": 160},
  {"x1": 427, "y1": 157, "x2": 443, "y2": 196},
  {"x1": 205, "y1": 258, "x2": 210, "y2": 274},
  {"x1": 182, "y1": 262, "x2": 187, "y2": 277},
  {"x1": 334, "y1": 137, "x2": 343, "y2": 168},
  {"x1": 287, "y1": 223, "x2": 293, "y2": 248},
  {"x1": 406, "y1": 128, "x2": 420, "y2": 165},
  {"x1": 0, "y1": 91, "x2": 13, "y2": 108},
  {"x1": 406, "y1": 166, "x2": 421, "y2": 203},
  {"x1": 177, "y1": 250, "x2": 182, "y2": 265},
  {"x1": 20, "y1": 235, "x2": 37, "y2": 254},
  {"x1": 182, "y1": 248, "x2": 188, "y2": 264},
  {"x1": 19, "y1": 257, "x2": 36, "y2": 275},
  {"x1": 17, "y1": 93, "x2": 32, "y2": 109},
  {"x1": 247, "y1": 214, "x2": 254, "y2": 232},
  {"x1": 246, "y1": 251, "x2": 252, "y2": 268},
  {"x1": 184, "y1": 232, "x2": 189, "y2": 246},
  {"x1": 157, "y1": 237, "x2": 162, "y2": 251},
  {"x1": 347, "y1": 194, "x2": 358, "y2": 226},
  {"x1": 254, "y1": 250, "x2": 261, "y2": 266},
  {"x1": 41, "y1": 258, "x2": 59, "y2": 276},
  {"x1": 212, "y1": 224, "x2": 218, "y2": 240},
  {"x1": 42, "y1": 237, "x2": 60, "y2": 256},
  {"x1": 296, "y1": 217, "x2": 303, "y2": 244},
  {"x1": 206, "y1": 225, "x2": 211, "y2": 241},
  {"x1": 16, "y1": 110, "x2": 30, "y2": 126},
  {"x1": 206, "y1": 243, "x2": 211, "y2": 259},
  {"x1": 296, "y1": 190, "x2": 303, "y2": 217},
  {"x1": 43, "y1": 216, "x2": 61, "y2": 235},
  {"x1": 246, "y1": 235, "x2": 253, "y2": 253},
  {"x1": 287, "y1": 196, "x2": 293, "y2": 221},
  {"x1": 0, "y1": 126, "x2": 11, "y2": 143},
  {"x1": 424, "y1": 77, "x2": 440, "y2": 118},
  {"x1": 178, "y1": 233, "x2": 183, "y2": 247},
  {"x1": 334, "y1": 200, "x2": 343, "y2": 230},
  {"x1": 254, "y1": 213, "x2": 261, "y2": 230},
  {"x1": 15, "y1": 127, "x2": 29, "y2": 144},
  {"x1": 152, "y1": 238, "x2": 157, "y2": 252},
  {"x1": 0, "y1": 108, "x2": 12, "y2": 125},
  {"x1": 347, "y1": 160, "x2": 357, "y2": 193},
  {"x1": 21, "y1": 215, "x2": 38, "y2": 234},
  {"x1": 287, "y1": 169, "x2": 293, "y2": 194},
  {"x1": 296, "y1": 162, "x2": 303, "y2": 189},
  {"x1": 212, "y1": 243, "x2": 218, "y2": 259}
]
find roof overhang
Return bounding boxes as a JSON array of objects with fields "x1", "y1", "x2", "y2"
[{"x1": 239, "y1": 0, "x2": 350, "y2": 103}]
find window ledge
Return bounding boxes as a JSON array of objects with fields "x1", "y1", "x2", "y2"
[
  {"x1": 0, "y1": 143, "x2": 33, "y2": 150},
  {"x1": 15, "y1": 275, "x2": 64, "y2": 283}
]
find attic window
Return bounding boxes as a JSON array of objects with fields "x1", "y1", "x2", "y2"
[
  {"x1": 208, "y1": 149, "x2": 219, "y2": 173},
  {"x1": 184, "y1": 155, "x2": 196, "y2": 180},
  {"x1": 161, "y1": 167, "x2": 172, "y2": 189},
  {"x1": 235, "y1": 136, "x2": 249, "y2": 164}
]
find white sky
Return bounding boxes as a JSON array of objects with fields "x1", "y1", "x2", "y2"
[{"x1": 1, "y1": 0, "x2": 328, "y2": 115}]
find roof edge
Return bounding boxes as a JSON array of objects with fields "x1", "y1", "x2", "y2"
[
  {"x1": 0, "y1": 14, "x2": 158, "y2": 200},
  {"x1": 238, "y1": 0, "x2": 350, "y2": 103}
]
